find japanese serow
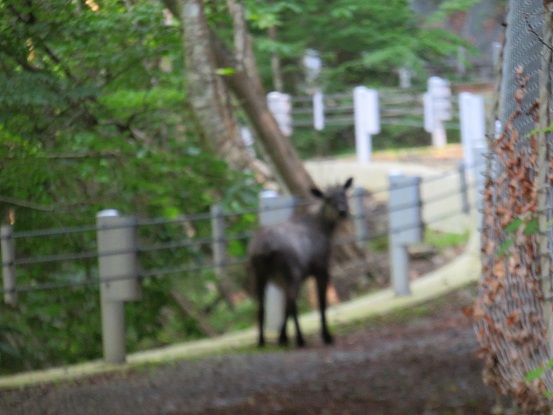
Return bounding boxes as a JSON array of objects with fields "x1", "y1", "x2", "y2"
[{"x1": 248, "y1": 177, "x2": 353, "y2": 347}]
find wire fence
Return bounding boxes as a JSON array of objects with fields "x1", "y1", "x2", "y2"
[
  {"x1": 1, "y1": 164, "x2": 479, "y2": 298},
  {"x1": 0, "y1": 160, "x2": 485, "y2": 375}
]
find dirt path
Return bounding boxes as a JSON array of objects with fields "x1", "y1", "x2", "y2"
[{"x1": 0, "y1": 286, "x2": 496, "y2": 415}]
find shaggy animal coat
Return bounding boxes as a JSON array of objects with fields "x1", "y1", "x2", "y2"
[{"x1": 248, "y1": 178, "x2": 353, "y2": 347}]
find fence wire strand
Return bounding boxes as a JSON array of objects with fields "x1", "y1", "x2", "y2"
[{"x1": 0, "y1": 191, "x2": 473, "y2": 296}]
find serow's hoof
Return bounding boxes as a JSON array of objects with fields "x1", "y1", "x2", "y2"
[{"x1": 323, "y1": 333, "x2": 334, "y2": 345}]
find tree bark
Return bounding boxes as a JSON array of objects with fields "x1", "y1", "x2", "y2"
[
  {"x1": 170, "y1": 290, "x2": 219, "y2": 337},
  {"x1": 163, "y1": 0, "x2": 313, "y2": 197},
  {"x1": 166, "y1": 0, "x2": 253, "y2": 172},
  {"x1": 210, "y1": 33, "x2": 316, "y2": 198},
  {"x1": 162, "y1": 0, "x2": 367, "y2": 284}
]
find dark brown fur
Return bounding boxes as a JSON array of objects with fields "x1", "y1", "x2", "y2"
[{"x1": 248, "y1": 178, "x2": 353, "y2": 347}]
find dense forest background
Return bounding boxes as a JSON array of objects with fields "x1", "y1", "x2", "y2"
[{"x1": 0, "y1": 0, "x2": 504, "y2": 374}]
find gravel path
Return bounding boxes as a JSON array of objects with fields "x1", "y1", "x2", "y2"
[{"x1": 0, "y1": 286, "x2": 496, "y2": 415}]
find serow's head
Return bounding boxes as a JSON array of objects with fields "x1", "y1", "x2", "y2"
[{"x1": 311, "y1": 177, "x2": 354, "y2": 219}]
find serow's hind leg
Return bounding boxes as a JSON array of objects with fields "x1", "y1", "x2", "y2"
[
  {"x1": 290, "y1": 299, "x2": 305, "y2": 347},
  {"x1": 256, "y1": 277, "x2": 267, "y2": 348},
  {"x1": 278, "y1": 311, "x2": 289, "y2": 346},
  {"x1": 316, "y1": 272, "x2": 333, "y2": 345}
]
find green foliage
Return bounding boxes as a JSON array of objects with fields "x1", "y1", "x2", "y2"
[
  {"x1": 245, "y1": 0, "x2": 476, "y2": 92},
  {"x1": 0, "y1": 0, "x2": 261, "y2": 374},
  {"x1": 525, "y1": 360, "x2": 553, "y2": 382},
  {"x1": 0, "y1": 0, "x2": 486, "y2": 375},
  {"x1": 424, "y1": 229, "x2": 469, "y2": 250}
]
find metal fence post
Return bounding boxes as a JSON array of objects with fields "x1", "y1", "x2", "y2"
[
  {"x1": 458, "y1": 161, "x2": 470, "y2": 215},
  {"x1": 472, "y1": 144, "x2": 487, "y2": 232},
  {"x1": 259, "y1": 191, "x2": 296, "y2": 332},
  {"x1": 1, "y1": 225, "x2": 17, "y2": 305},
  {"x1": 351, "y1": 187, "x2": 369, "y2": 249},
  {"x1": 96, "y1": 209, "x2": 141, "y2": 364},
  {"x1": 388, "y1": 173, "x2": 423, "y2": 296}
]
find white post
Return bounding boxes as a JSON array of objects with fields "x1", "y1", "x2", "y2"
[
  {"x1": 388, "y1": 173, "x2": 423, "y2": 296},
  {"x1": 259, "y1": 191, "x2": 296, "y2": 332},
  {"x1": 425, "y1": 77, "x2": 452, "y2": 148},
  {"x1": 432, "y1": 119, "x2": 447, "y2": 148},
  {"x1": 459, "y1": 92, "x2": 486, "y2": 169},
  {"x1": 1, "y1": 225, "x2": 17, "y2": 305},
  {"x1": 313, "y1": 91, "x2": 325, "y2": 131},
  {"x1": 267, "y1": 91, "x2": 293, "y2": 137},
  {"x1": 240, "y1": 126, "x2": 255, "y2": 157},
  {"x1": 354, "y1": 86, "x2": 380, "y2": 164},
  {"x1": 398, "y1": 67, "x2": 412, "y2": 89},
  {"x1": 97, "y1": 209, "x2": 141, "y2": 364}
]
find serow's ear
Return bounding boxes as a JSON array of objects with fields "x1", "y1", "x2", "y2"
[
  {"x1": 344, "y1": 177, "x2": 353, "y2": 189},
  {"x1": 311, "y1": 188, "x2": 324, "y2": 199}
]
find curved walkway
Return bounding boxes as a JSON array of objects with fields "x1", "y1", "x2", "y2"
[
  {"x1": 0, "y1": 152, "x2": 482, "y2": 389},
  {"x1": 0, "y1": 231, "x2": 481, "y2": 389}
]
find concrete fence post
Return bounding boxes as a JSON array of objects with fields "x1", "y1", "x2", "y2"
[
  {"x1": 388, "y1": 173, "x2": 423, "y2": 296},
  {"x1": 353, "y1": 86, "x2": 380, "y2": 163},
  {"x1": 267, "y1": 91, "x2": 293, "y2": 137},
  {"x1": 96, "y1": 209, "x2": 141, "y2": 364},
  {"x1": 259, "y1": 191, "x2": 296, "y2": 332},
  {"x1": 1, "y1": 225, "x2": 17, "y2": 305},
  {"x1": 351, "y1": 187, "x2": 369, "y2": 249}
]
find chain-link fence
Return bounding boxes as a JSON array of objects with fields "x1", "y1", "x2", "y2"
[{"x1": 474, "y1": 0, "x2": 553, "y2": 412}]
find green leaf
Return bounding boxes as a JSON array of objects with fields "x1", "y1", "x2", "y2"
[
  {"x1": 162, "y1": 206, "x2": 181, "y2": 220},
  {"x1": 497, "y1": 238, "x2": 514, "y2": 257},
  {"x1": 215, "y1": 67, "x2": 236, "y2": 76},
  {"x1": 523, "y1": 219, "x2": 539, "y2": 236},
  {"x1": 504, "y1": 218, "x2": 523, "y2": 233},
  {"x1": 526, "y1": 359, "x2": 553, "y2": 381}
]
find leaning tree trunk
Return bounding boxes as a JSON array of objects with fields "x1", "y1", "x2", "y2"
[
  {"x1": 210, "y1": 34, "x2": 317, "y2": 199},
  {"x1": 164, "y1": 0, "x2": 257, "y2": 173},
  {"x1": 162, "y1": 0, "x2": 314, "y2": 197},
  {"x1": 163, "y1": 0, "x2": 368, "y2": 293}
]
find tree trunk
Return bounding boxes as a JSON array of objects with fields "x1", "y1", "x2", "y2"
[
  {"x1": 166, "y1": 0, "x2": 253, "y2": 172},
  {"x1": 210, "y1": 33, "x2": 316, "y2": 198},
  {"x1": 162, "y1": 0, "x2": 368, "y2": 284},
  {"x1": 170, "y1": 290, "x2": 219, "y2": 337},
  {"x1": 162, "y1": 0, "x2": 313, "y2": 197}
]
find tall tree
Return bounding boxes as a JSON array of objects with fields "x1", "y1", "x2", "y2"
[
  {"x1": 0, "y1": 0, "x2": 260, "y2": 371},
  {"x1": 163, "y1": 0, "x2": 316, "y2": 198}
]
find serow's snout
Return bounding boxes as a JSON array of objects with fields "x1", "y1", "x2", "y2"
[{"x1": 337, "y1": 205, "x2": 348, "y2": 218}]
